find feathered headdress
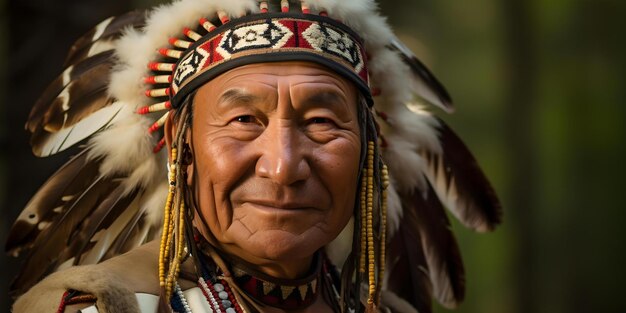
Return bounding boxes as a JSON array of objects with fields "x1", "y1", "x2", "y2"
[{"x1": 6, "y1": 0, "x2": 501, "y2": 312}]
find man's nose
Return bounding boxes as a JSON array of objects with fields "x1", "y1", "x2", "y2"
[{"x1": 255, "y1": 122, "x2": 311, "y2": 185}]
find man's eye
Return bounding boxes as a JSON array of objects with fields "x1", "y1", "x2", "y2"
[
  {"x1": 233, "y1": 115, "x2": 257, "y2": 123},
  {"x1": 309, "y1": 117, "x2": 331, "y2": 124},
  {"x1": 306, "y1": 117, "x2": 338, "y2": 132}
]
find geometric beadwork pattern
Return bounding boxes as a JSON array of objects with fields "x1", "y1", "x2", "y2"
[
  {"x1": 170, "y1": 15, "x2": 368, "y2": 105},
  {"x1": 302, "y1": 22, "x2": 364, "y2": 72}
]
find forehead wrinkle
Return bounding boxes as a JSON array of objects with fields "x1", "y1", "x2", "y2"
[
  {"x1": 217, "y1": 88, "x2": 260, "y2": 106},
  {"x1": 290, "y1": 78, "x2": 353, "y2": 101},
  {"x1": 215, "y1": 74, "x2": 278, "y2": 104},
  {"x1": 290, "y1": 81, "x2": 355, "y2": 114},
  {"x1": 289, "y1": 74, "x2": 348, "y2": 87},
  {"x1": 220, "y1": 71, "x2": 279, "y2": 86}
]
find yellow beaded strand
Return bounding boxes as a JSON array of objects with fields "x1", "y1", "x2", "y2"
[
  {"x1": 160, "y1": 149, "x2": 179, "y2": 300},
  {"x1": 377, "y1": 164, "x2": 389, "y2": 303},
  {"x1": 163, "y1": 199, "x2": 176, "y2": 297},
  {"x1": 165, "y1": 199, "x2": 186, "y2": 299},
  {"x1": 159, "y1": 148, "x2": 177, "y2": 291},
  {"x1": 359, "y1": 165, "x2": 367, "y2": 274},
  {"x1": 365, "y1": 141, "x2": 376, "y2": 305}
]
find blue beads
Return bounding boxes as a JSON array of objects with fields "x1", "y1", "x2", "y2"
[
  {"x1": 218, "y1": 290, "x2": 229, "y2": 300},
  {"x1": 214, "y1": 283, "x2": 225, "y2": 292}
]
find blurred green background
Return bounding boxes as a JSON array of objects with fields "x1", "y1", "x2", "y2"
[{"x1": 1, "y1": 0, "x2": 625, "y2": 312}]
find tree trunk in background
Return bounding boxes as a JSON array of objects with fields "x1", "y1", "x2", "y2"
[
  {"x1": 1, "y1": 1, "x2": 133, "y2": 311},
  {"x1": 501, "y1": 1, "x2": 536, "y2": 312},
  {"x1": 551, "y1": 1, "x2": 626, "y2": 312}
]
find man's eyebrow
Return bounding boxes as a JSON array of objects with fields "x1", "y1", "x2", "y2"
[
  {"x1": 304, "y1": 90, "x2": 347, "y2": 106},
  {"x1": 218, "y1": 89, "x2": 260, "y2": 105}
]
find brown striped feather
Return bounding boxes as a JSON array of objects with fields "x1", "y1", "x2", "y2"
[
  {"x1": 389, "y1": 38, "x2": 454, "y2": 113},
  {"x1": 62, "y1": 187, "x2": 141, "y2": 266},
  {"x1": 26, "y1": 11, "x2": 147, "y2": 157},
  {"x1": 41, "y1": 76, "x2": 111, "y2": 132},
  {"x1": 5, "y1": 149, "x2": 100, "y2": 257},
  {"x1": 9, "y1": 174, "x2": 123, "y2": 296},
  {"x1": 64, "y1": 11, "x2": 146, "y2": 66},
  {"x1": 27, "y1": 50, "x2": 115, "y2": 134},
  {"x1": 405, "y1": 185, "x2": 465, "y2": 309},
  {"x1": 387, "y1": 203, "x2": 433, "y2": 313},
  {"x1": 103, "y1": 201, "x2": 157, "y2": 260},
  {"x1": 422, "y1": 118, "x2": 502, "y2": 232},
  {"x1": 32, "y1": 101, "x2": 124, "y2": 157},
  {"x1": 26, "y1": 49, "x2": 126, "y2": 157}
]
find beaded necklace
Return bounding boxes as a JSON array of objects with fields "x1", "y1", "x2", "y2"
[
  {"x1": 170, "y1": 245, "x2": 349, "y2": 312},
  {"x1": 171, "y1": 256, "x2": 243, "y2": 313},
  {"x1": 227, "y1": 252, "x2": 322, "y2": 309}
]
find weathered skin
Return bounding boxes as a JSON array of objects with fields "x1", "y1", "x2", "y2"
[{"x1": 165, "y1": 61, "x2": 361, "y2": 281}]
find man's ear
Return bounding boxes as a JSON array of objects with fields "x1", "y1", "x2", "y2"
[{"x1": 163, "y1": 113, "x2": 195, "y2": 186}]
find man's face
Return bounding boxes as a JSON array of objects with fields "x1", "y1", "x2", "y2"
[{"x1": 187, "y1": 62, "x2": 361, "y2": 265}]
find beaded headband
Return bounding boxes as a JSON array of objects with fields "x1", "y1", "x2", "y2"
[
  {"x1": 139, "y1": 3, "x2": 371, "y2": 152},
  {"x1": 170, "y1": 13, "x2": 370, "y2": 108}
]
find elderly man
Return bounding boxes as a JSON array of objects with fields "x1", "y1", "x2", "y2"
[{"x1": 7, "y1": 0, "x2": 501, "y2": 312}]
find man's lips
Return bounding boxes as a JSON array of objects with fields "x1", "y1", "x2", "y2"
[{"x1": 239, "y1": 199, "x2": 321, "y2": 211}]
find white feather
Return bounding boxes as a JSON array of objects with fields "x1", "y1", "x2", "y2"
[
  {"x1": 87, "y1": 105, "x2": 155, "y2": 189},
  {"x1": 369, "y1": 50, "x2": 414, "y2": 106},
  {"x1": 395, "y1": 104, "x2": 441, "y2": 153},
  {"x1": 109, "y1": 29, "x2": 152, "y2": 108},
  {"x1": 140, "y1": 181, "x2": 169, "y2": 232},
  {"x1": 385, "y1": 181, "x2": 403, "y2": 236},
  {"x1": 383, "y1": 134, "x2": 428, "y2": 193}
]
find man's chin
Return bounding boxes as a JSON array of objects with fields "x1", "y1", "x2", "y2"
[{"x1": 237, "y1": 229, "x2": 326, "y2": 261}]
